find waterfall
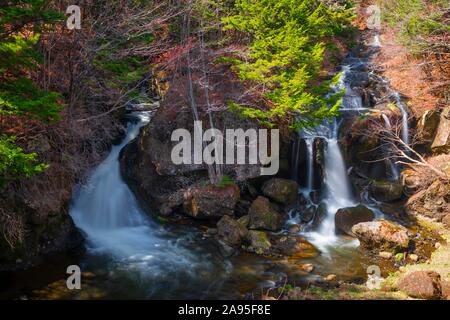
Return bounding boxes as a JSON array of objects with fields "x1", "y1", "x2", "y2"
[
  {"x1": 372, "y1": 34, "x2": 382, "y2": 48},
  {"x1": 69, "y1": 112, "x2": 210, "y2": 282},
  {"x1": 393, "y1": 92, "x2": 409, "y2": 145},
  {"x1": 381, "y1": 114, "x2": 400, "y2": 180},
  {"x1": 299, "y1": 66, "x2": 357, "y2": 249}
]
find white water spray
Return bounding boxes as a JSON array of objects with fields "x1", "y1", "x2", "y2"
[
  {"x1": 70, "y1": 112, "x2": 208, "y2": 277},
  {"x1": 393, "y1": 92, "x2": 409, "y2": 145}
]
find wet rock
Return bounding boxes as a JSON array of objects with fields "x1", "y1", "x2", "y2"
[
  {"x1": 309, "y1": 190, "x2": 321, "y2": 205},
  {"x1": 312, "y1": 203, "x2": 327, "y2": 229},
  {"x1": 271, "y1": 235, "x2": 319, "y2": 258},
  {"x1": 261, "y1": 178, "x2": 299, "y2": 205},
  {"x1": 301, "y1": 206, "x2": 316, "y2": 223},
  {"x1": 335, "y1": 205, "x2": 375, "y2": 236},
  {"x1": 398, "y1": 271, "x2": 441, "y2": 300},
  {"x1": 217, "y1": 215, "x2": 247, "y2": 247},
  {"x1": 405, "y1": 180, "x2": 450, "y2": 222},
  {"x1": 431, "y1": 106, "x2": 450, "y2": 154},
  {"x1": 288, "y1": 224, "x2": 301, "y2": 234},
  {"x1": 248, "y1": 196, "x2": 283, "y2": 231},
  {"x1": 369, "y1": 180, "x2": 404, "y2": 202},
  {"x1": 352, "y1": 220, "x2": 410, "y2": 251},
  {"x1": 183, "y1": 184, "x2": 240, "y2": 219},
  {"x1": 301, "y1": 264, "x2": 314, "y2": 273},
  {"x1": 312, "y1": 138, "x2": 326, "y2": 191},
  {"x1": 245, "y1": 231, "x2": 271, "y2": 254},
  {"x1": 347, "y1": 71, "x2": 369, "y2": 88}
]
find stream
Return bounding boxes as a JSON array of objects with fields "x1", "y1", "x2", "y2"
[{"x1": 0, "y1": 34, "x2": 410, "y2": 300}]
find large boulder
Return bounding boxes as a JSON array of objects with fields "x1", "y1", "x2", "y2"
[
  {"x1": 431, "y1": 106, "x2": 450, "y2": 154},
  {"x1": 405, "y1": 180, "x2": 450, "y2": 222},
  {"x1": 398, "y1": 271, "x2": 442, "y2": 300},
  {"x1": 183, "y1": 184, "x2": 240, "y2": 219},
  {"x1": 369, "y1": 180, "x2": 404, "y2": 202},
  {"x1": 120, "y1": 57, "x2": 267, "y2": 216},
  {"x1": 261, "y1": 178, "x2": 299, "y2": 205},
  {"x1": 352, "y1": 220, "x2": 410, "y2": 251},
  {"x1": 217, "y1": 215, "x2": 247, "y2": 247},
  {"x1": 248, "y1": 196, "x2": 283, "y2": 231},
  {"x1": 335, "y1": 205, "x2": 375, "y2": 236}
]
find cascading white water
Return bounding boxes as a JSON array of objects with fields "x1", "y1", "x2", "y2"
[
  {"x1": 299, "y1": 66, "x2": 358, "y2": 250},
  {"x1": 393, "y1": 92, "x2": 409, "y2": 145},
  {"x1": 372, "y1": 34, "x2": 382, "y2": 48},
  {"x1": 69, "y1": 112, "x2": 211, "y2": 281},
  {"x1": 381, "y1": 114, "x2": 400, "y2": 180}
]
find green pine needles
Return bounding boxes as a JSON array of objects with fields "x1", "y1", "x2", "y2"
[{"x1": 222, "y1": 0, "x2": 354, "y2": 128}]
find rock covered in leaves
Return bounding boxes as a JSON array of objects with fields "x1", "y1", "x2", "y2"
[
  {"x1": 248, "y1": 196, "x2": 283, "y2": 231},
  {"x1": 405, "y1": 179, "x2": 450, "y2": 222},
  {"x1": 335, "y1": 205, "x2": 375, "y2": 236},
  {"x1": 261, "y1": 178, "x2": 299, "y2": 205},
  {"x1": 352, "y1": 220, "x2": 410, "y2": 251}
]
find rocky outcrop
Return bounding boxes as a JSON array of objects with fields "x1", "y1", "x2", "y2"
[
  {"x1": 352, "y1": 220, "x2": 410, "y2": 251},
  {"x1": 183, "y1": 184, "x2": 240, "y2": 219},
  {"x1": 431, "y1": 106, "x2": 450, "y2": 154},
  {"x1": 398, "y1": 271, "x2": 442, "y2": 300},
  {"x1": 405, "y1": 180, "x2": 450, "y2": 222},
  {"x1": 120, "y1": 59, "x2": 269, "y2": 217},
  {"x1": 248, "y1": 196, "x2": 283, "y2": 231},
  {"x1": 261, "y1": 178, "x2": 299, "y2": 205},
  {"x1": 335, "y1": 205, "x2": 374, "y2": 236},
  {"x1": 0, "y1": 208, "x2": 82, "y2": 271},
  {"x1": 369, "y1": 180, "x2": 404, "y2": 202}
]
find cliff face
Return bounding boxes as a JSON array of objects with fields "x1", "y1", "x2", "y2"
[{"x1": 120, "y1": 53, "x2": 287, "y2": 217}]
